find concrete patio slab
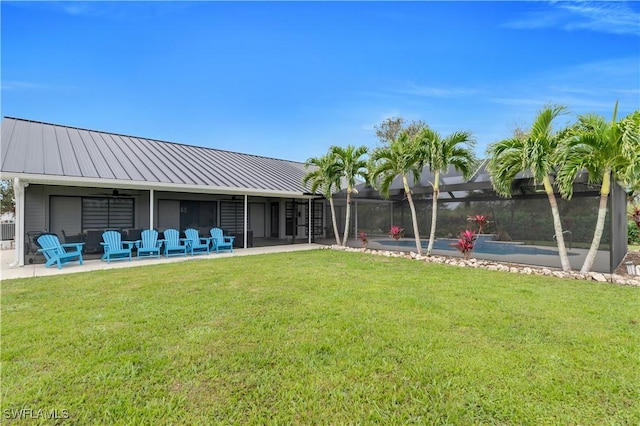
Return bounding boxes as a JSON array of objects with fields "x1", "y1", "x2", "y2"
[{"x1": 0, "y1": 244, "x2": 324, "y2": 281}]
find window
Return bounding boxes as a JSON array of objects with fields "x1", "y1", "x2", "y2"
[{"x1": 82, "y1": 198, "x2": 134, "y2": 230}]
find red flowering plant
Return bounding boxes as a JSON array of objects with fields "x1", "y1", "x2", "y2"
[
  {"x1": 388, "y1": 225, "x2": 404, "y2": 241},
  {"x1": 452, "y1": 229, "x2": 476, "y2": 260},
  {"x1": 358, "y1": 231, "x2": 368, "y2": 248},
  {"x1": 633, "y1": 206, "x2": 640, "y2": 229},
  {"x1": 467, "y1": 214, "x2": 490, "y2": 235}
]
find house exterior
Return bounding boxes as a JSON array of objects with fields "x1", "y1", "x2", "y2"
[
  {"x1": 1, "y1": 116, "x2": 628, "y2": 273},
  {"x1": 0, "y1": 117, "x2": 324, "y2": 266}
]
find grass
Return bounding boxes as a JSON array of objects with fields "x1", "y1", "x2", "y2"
[{"x1": 2, "y1": 250, "x2": 639, "y2": 425}]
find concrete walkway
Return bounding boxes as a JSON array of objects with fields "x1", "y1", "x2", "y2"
[{"x1": 0, "y1": 244, "x2": 324, "y2": 281}]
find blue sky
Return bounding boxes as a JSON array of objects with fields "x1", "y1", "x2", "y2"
[{"x1": 2, "y1": 1, "x2": 639, "y2": 163}]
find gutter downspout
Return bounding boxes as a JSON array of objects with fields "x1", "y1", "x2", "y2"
[{"x1": 10, "y1": 178, "x2": 26, "y2": 267}]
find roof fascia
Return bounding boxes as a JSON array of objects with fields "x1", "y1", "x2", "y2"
[{"x1": 1, "y1": 172, "x2": 315, "y2": 199}]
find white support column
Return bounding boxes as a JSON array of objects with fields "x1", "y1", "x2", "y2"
[
  {"x1": 10, "y1": 178, "x2": 26, "y2": 267},
  {"x1": 149, "y1": 189, "x2": 155, "y2": 230},
  {"x1": 244, "y1": 194, "x2": 248, "y2": 249},
  {"x1": 308, "y1": 198, "x2": 312, "y2": 244}
]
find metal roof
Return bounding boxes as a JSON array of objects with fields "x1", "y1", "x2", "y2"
[
  {"x1": 0, "y1": 117, "x2": 316, "y2": 197},
  {"x1": 350, "y1": 159, "x2": 595, "y2": 201}
]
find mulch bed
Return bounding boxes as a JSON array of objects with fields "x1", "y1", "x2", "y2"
[{"x1": 615, "y1": 249, "x2": 640, "y2": 277}]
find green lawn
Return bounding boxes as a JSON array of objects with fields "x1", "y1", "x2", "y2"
[{"x1": 2, "y1": 250, "x2": 639, "y2": 425}]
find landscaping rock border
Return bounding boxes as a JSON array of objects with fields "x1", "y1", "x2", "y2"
[{"x1": 325, "y1": 245, "x2": 640, "y2": 287}]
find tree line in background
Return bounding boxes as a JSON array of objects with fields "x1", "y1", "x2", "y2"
[
  {"x1": 0, "y1": 180, "x2": 15, "y2": 217},
  {"x1": 303, "y1": 102, "x2": 640, "y2": 274}
]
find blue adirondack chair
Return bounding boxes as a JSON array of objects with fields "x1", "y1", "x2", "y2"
[
  {"x1": 136, "y1": 229, "x2": 162, "y2": 258},
  {"x1": 210, "y1": 228, "x2": 235, "y2": 253},
  {"x1": 37, "y1": 233, "x2": 84, "y2": 269},
  {"x1": 184, "y1": 228, "x2": 211, "y2": 256},
  {"x1": 163, "y1": 228, "x2": 188, "y2": 257},
  {"x1": 101, "y1": 230, "x2": 134, "y2": 263}
]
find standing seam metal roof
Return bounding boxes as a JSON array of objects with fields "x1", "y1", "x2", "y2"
[{"x1": 0, "y1": 117, "x2": 315, "y2": 195}]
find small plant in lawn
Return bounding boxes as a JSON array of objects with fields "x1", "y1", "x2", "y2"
[
  {"x1": 452, "y1": 229, "x2": 476, "y2": 260},
  {"x1": 358, "y1": 231, "x2": 368, "y2": 248},
  {"x1": 467, "y1": 214, "x2": 491, "y2": 235}
]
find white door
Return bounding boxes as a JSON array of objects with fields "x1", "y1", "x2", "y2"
[
  {"x1": 157, "y1": 200, "x2": 180, "y2": 230},
  {"x1": 249, "y1": 203, "x2": 265, "y2": 238}
]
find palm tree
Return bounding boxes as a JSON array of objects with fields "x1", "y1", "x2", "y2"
[
  {"x1": 415, "y1": 127, "x2": 477, "y2": 256},
  {"x1": 486, "y1": 104, "x2": 573, "y2": 271},
  {"x1": 369, "y1": 131, "x2": 425, "y2": 254},
  {"x1": 555, "y1": 103, "x2": 640, "y2": 273},
  {"x1": 330, "y1": 145, "x2": 369, "y2": 246},
  {"x1": 303, "y1": 152, "x2": 343, "y2": 245}
]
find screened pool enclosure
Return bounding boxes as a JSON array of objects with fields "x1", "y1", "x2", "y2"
[{"x1": 328, "y1": 162, "x2": 627, "y2": 274}]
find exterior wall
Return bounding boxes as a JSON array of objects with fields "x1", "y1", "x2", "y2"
[
  {"x1": 50, "y1": 196, "x2": 81, "y2": 237},
  {"x1": 24, "y1": 185, "x2": 46, "y2": 234},
  {"x1": 157, "y1": 200, "x2": 180, "y2": 230}
]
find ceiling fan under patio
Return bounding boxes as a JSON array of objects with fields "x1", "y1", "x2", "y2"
[{"x1": 88, "y1": 188, "x2": 135, "y2": 197}]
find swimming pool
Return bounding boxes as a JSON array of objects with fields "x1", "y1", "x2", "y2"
[{"x1": 373, "y1": 238, "x2": 573, "y2": 256}]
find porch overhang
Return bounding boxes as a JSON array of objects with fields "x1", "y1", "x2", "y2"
[{"x1": 0, "y1": 172, "x2": 317, "y2": 199}]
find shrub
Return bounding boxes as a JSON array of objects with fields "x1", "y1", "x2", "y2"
[
  {"x1": 629, "y1": 220, "x2": 640, "y2": 245},
  {"x1": 452, "y1": 229, "x2": 476, "y2": 260},
  {"x1": 358, "y1": 231, "x2": 368, "y2": 248},
  {"x1": 388, "y1": 225, "x2": 404, "y2": 241}
]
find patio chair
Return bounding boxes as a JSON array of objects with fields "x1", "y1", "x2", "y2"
[
  {"x1": 37, "y1": 233, "x2": 84, "y2": 269},
  {"x1": 163, "y1": 228, "x2": 188, "y2": 257},
  {"x1": 136, "y1": 229, "x2": 162, "y2": 259},
  {"x1": 84, "y1": 230, "x2": 104, "y2": 254},
  {"x1": 101, "y1": 230, "x2": 134, "y2": 263},
  {"x1": 210, "y1": 227, "x2": 234, "y2": 254},
  {"x1": 184, "y1": 228, "x2": 211, "y2": 256}
]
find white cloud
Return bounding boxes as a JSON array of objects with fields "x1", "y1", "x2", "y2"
[
  {"x1": 398, "y1": 83, "x2": 482, "y2": 98},
  {"x1": 504, "y1": 1, "x2": 640, "y2": 36},
  {"x1": 1, "y1": 80, "x2": 81, "y2": 92}
]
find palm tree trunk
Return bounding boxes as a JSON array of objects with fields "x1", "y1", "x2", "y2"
[
  {"x1": 544, "y1": 176, "x2": 572, "y2": 271},
  {"x1": 403, "y1": 176, "x2": 422, "y2": 255},
  {"x1": 580, "y1": 170, "x2": 610, "y2": 274},
  {"x1": 341, "y1": 190, "x2": 351, "y2": 246},
  {"x1": 328, "y1": 196, "x2": 341, "y2": 246},
  {"x1": 426, "y1": 171, "x2": 440, "y2": 256}
]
